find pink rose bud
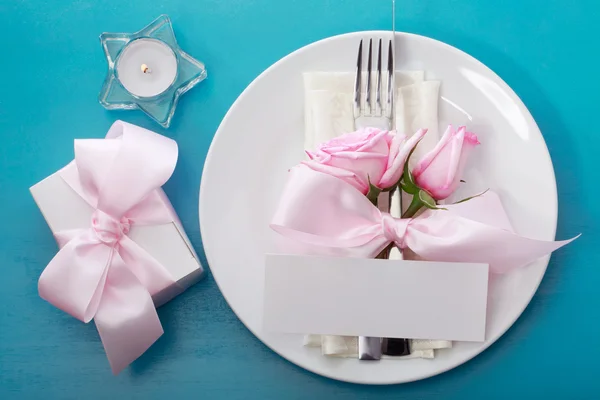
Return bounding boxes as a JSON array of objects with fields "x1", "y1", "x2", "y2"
[
  {"x1": 302, "y1": 127, "x2": 427, "y2": 194},
  {"x1": 412, "y1": 125, "x2": 480, "y2": 200}
]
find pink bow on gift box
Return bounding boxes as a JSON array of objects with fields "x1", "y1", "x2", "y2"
[
  {"x1": 271, "y1": 167, "x2": 577, "y2": 274},
  {"x1": 38, "y1": 121, "x2": 180, "y2": 374}
]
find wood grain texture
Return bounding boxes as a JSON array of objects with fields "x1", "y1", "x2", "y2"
[{"x1": 0, "y1": 0, "x2": 598, "y2": 398}]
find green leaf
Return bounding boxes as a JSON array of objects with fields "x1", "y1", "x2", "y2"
[
  {"x1": 418, "y1": 190, "x2": 448, "y2": 211},
  {"x1": 453, "y1": 188, "x2": 490, "y2": 204},
  {"x1": 398, "y1": 139, "x2": 424, "y2": 195},
  {"x1": 400, "y1": 180, "x2": 417, "y2": 195},
  {"x1": 404, "y1": 160, "x2": 416, "y2": 187},
  {"x1": 366, "y1": 175, "x2": 382, "y2": 206},
  {"x1": 418, "y1": 190, "x2": 436, "y2": 208},
  {"x1": 400, "y1": 160, "x2": 418, "y2": 194}
]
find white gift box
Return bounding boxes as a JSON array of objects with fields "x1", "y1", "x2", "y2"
[{"x1": 30, "y1": 168, "x2": 204, "y2": 307}]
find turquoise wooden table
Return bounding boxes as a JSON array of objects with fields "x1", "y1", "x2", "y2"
[{"x1": 0, "y1": 0, "x2": 597, "y2": 398}]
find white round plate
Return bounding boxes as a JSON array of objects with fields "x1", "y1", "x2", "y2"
[{"x1": 200, "y1": 31, "x2": 557, "y2": 384}]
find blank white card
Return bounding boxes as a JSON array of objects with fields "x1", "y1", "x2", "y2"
[{"x1": 263, "y1": 254, "x2": 489, "y2": 342}]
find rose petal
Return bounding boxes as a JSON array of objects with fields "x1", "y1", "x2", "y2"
[
  {"x1": 412, "y1": 125, "x2": 454, "y2": 178},
  {"x1": 443, "y1": 126, "x2": 466, "y2": 188},
  {"x1": 379, "y1": 128, "x2": 428, "y2": 189},
  {"x1": 386, "y1": 131, "x2": 404, "y2": 169},
  {"x1": 413, "y1": 125, "x2": 480, "y2": 200},
  {"x1": 301, "y1": 160, "x2": 368, "y2": 194}
]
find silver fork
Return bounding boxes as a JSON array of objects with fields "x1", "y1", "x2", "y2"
[
  {"x1": 354, "y1": 38, "x2": 409, "y2": 360},
  {"x1": 353, "y1": 38, "x2": 393, "y2": 131}
]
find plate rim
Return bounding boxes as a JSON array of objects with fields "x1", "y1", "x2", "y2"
[{"x1": 199, "y1": 30, "x2": 558, "y2": 384}]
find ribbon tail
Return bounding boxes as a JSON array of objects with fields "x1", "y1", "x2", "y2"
[
  {"x1": 470, "y1": 229, "x2": 577, "y2": 274},
  {"x1": 414, "y1": 191, "x2": 580, "y2": 273},
  {"x1": 93, "y1": 251, "x2": 163, "y2": 375},
  {"x1": 407, "y1": 214, "x2": 578, "y2": 274}
]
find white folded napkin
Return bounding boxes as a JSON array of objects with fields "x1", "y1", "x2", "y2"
[
  {"x1": 304, "y1": 71, "x2": 440, "y2": 159},
  {"x1": 303, "y1": 71, "x2": 452, "y2": 358},
  {"x1": 303, "y1": 335, "x2": 437, "y2": 359}
]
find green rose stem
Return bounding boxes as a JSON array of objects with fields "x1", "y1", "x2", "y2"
[
  {"x1": 366, "y1": 186, "x2": 380, "y2": 207},
  {"x1": 401, "y1": 194, "x2": 424, "y2": 218}
]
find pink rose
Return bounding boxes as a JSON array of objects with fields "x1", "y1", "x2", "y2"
[
  {"x1": 412, "y1": 125, "x2": 480, "y2": 200},
  {"x1": 303, "y1": 127, "x2": 427, "y2": 194}
]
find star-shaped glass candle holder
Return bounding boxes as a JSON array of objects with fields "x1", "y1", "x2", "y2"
[{"x1": 99, "y1": 15, "x2": 207, "y2": 128}]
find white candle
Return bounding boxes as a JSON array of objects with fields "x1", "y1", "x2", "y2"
[{"x1": 116, "y1": 38, "x2": 178, "y2": 98}]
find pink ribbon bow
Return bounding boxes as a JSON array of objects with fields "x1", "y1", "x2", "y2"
[
  {"x1": 38, "y1": 121, "x2": 179, "y2": 374},
  {"x1": 271, "y1": 167, "x2": 576, "y2": 273}
]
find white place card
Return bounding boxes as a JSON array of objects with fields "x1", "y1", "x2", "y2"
[{"x1": 263, "y1": 254, "x2": 489, "y2": 342}]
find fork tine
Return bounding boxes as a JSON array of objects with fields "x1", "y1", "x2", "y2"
[
  {"x1": 354, "y1": 40, "x2": 363, "y2": 117},
  {"x1": 366, "y1": 39, "x2": 373, "y2": 113},
  {"x1": 376, "y1": 39, "x2": 382, "y2": 115},
  {"x1": 387, "y1": 40, "x2": 394, "y2": 119}
]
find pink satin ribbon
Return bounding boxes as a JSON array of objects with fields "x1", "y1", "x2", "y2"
[
  {"x1": 271, "y1": 167, "x2": 577, "y2": 274},
  {"x1": 38, "y1": 121, "x2": 179, "y2": 374}
]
